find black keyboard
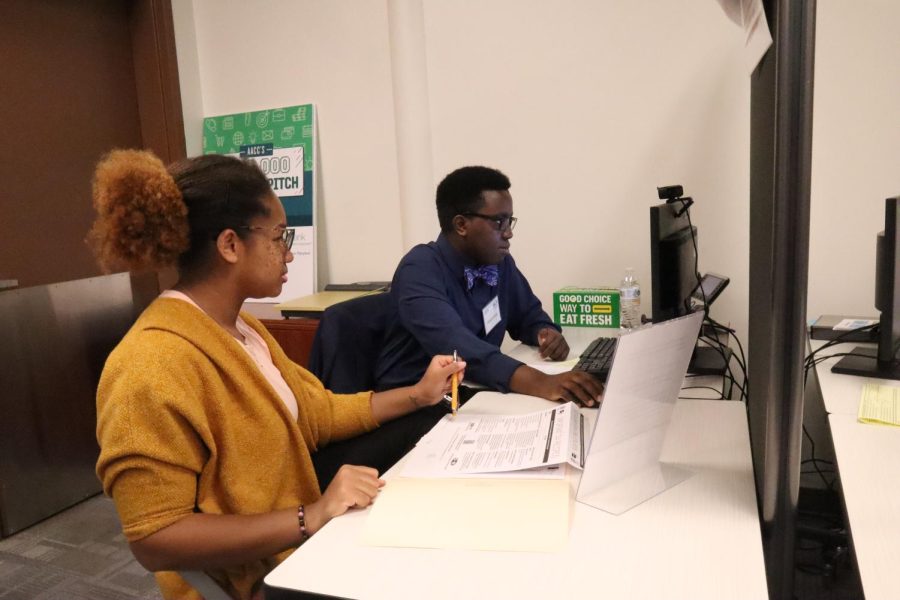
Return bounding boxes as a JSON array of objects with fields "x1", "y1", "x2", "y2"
[{"x1": 572, "y1": 337, "x2": 618, "y2": 381}]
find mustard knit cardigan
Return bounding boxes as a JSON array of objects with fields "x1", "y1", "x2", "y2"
[{"x1": 96, "y1": 298, "x2": 378, "y2": 599}]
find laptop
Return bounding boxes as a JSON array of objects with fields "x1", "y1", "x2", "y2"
[{"x1": 576, "y1": 311, "x2": 704, "y2": 514}]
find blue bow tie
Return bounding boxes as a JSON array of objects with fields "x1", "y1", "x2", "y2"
[{"x1": 464, "y1": 265, "x2": 499, "y2": 290}]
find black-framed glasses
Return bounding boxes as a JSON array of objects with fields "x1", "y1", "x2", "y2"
[
  {"x1": 237, "y1": 225, "x2": 295, "y2": 251},
  {"x1": 461, "y1": 212, "x2": 518, "y2": 232}
]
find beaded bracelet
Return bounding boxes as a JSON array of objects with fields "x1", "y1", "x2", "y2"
[{"x1": 297, "y1": 504, "x2": 309, "y2": 544}]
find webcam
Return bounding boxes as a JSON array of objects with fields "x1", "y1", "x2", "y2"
[
  {"x1": 657, "y1": 184, "x2": 693, "y2": 216},
  {"x1": 657, "y1": 185, "x2": 684, "y2": 201}
]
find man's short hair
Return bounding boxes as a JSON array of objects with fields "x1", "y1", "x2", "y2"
[{"x1": 436, "y1": 166, "x2": 511, "y2": 233}]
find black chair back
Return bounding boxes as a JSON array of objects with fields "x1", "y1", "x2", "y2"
[{"x1": 308, "y1": 292, "x2": 392, "y2": 393}]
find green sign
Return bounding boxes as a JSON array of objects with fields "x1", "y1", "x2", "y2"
[
  {"x1": 553, "y1": 287, "x2": 620, "y2": 328},
  {"x1": 202, "y1": 103, "x2": 317, "y2": 300},
  {"x1": 202, "y1": 104, "x2": 314, "y2": 228}
]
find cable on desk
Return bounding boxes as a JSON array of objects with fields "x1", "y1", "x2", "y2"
[
  {"x1": 667, "y1": 196, "x2": 749, "y2": 403},
  {"x1": 807, "y1": 352, "x2": 870, "y2": 368},
  {"x1": 803, "y1": 323, "x2": 878, "y2": 374},
  {"x1": 697, "y1": 334, "x2": 734, "y2": 400},
  {"x1": 681, "y1": 200, "x2": 740, "y2": 400},
  {"x1": 704, "y1": 317, "x2": 749, "y2": 403},
  {"x1": 801, "y1": 427, "x2": 837, "y2": 490},
  {"x1": 803, "y1": 351, "x2": 876, "y2": 392},
  {"x1": 681, "y1": 202, "x2": 707, "y2": 324},
  {"x1": 707, "y1": 317, "x2": 748, "y2": 375},
  {"x1": 680, "y1": 351, "x2": 743, "y2": 400},
  {"x1": 694, "y1": 334, "x2": 734, "y2": 399},
  {"x1": 679, "y1": 385, "x2": 725, "y2": 398},
  {"x1": 799, "y1": 330, "x2": 878, "y2": 491},
  {"x1": 696, "y1": 333, "x2": 735, "y2": 394}
]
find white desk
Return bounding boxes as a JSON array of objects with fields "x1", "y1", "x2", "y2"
[
  {"x1": 827, "y1": 414, "x2": 900, "y2": 600},
  {"x1": 811, "y1": 339, "x2": 900, "y2": 600},
  {"x1": 265, "y1": 394, "x2": 766, "y2": 600},
  {"x1": 504, "y1": 326, "x2": 613, "y2": 359}
]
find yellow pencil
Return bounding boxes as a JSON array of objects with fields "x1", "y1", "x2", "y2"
[{"x1": 451, "y1": 349, "x2": 459, "y2": 416}]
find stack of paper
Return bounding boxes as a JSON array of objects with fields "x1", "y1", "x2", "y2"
[{"x1": 400, "y1": 402, "x2": 585, "y2": 478}]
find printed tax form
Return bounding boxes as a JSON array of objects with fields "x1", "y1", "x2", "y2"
[{"x1": 401, "y1": 398, "x2": 587, "y2": 478}]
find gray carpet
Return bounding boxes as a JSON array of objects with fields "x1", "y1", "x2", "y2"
[{"x1": 0, "y1": 495, "x2": 160, "y2": 599}]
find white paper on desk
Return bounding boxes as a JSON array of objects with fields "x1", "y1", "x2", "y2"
[
  {"x1": 504, "y1": 338, "x2": 581, "y2": 374},
  {"x1": 401, "y1": 403, "x2": 585, "y2": 478},
  {"x1": 834, "y1": 318, "x2": 877, "y2": 331},
  {"x1": 527, "y1": 357, "x2": 579, "y2": 375},
  {"x1": 362, "y1": 477, "x2": 570, "y2": 552}
]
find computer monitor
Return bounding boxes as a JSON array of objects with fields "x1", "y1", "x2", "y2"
[
  {"x1": 649, "y1": 199, "x2": 731, "y2": 375},
  {"x1": 832, "y1": 196, "x2": 900, "y2": 379},
  {"x1": 650, "y1": 201, "x2": 698, "y2": 323}
]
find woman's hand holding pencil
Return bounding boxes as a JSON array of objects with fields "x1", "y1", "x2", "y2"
[{"x1": 412, "y1": 354, "x2": 466, "y2": 409}]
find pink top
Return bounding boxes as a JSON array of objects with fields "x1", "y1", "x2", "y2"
[{"x1": 160, "y1": 290, "x2": 299, "y2": 420}]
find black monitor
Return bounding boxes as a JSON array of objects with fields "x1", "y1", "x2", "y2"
[
  {"x1": 650, "y1": 201, "x2": 698, "y2": 323},
  {"x1": 832, "y1": 196, "x2": 900, "y2": 379},
  {"x1": 649, "y1": 199, "x2": 731, "y2": 375}
]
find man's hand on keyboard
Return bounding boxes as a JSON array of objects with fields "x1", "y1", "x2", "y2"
[
  {"x1": 510, "y1": 366, "x2": 604, "y2": 407},
  {"x1": 543, "y1": 371, "x2": 604, "y2": 407},
  {"x1": 537, "y1": 327, "x2": 569, "y2": 360}
]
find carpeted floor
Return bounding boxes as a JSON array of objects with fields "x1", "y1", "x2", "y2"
[{"x1": 0, "y1": 495, "x2": 160, "y2": 599}]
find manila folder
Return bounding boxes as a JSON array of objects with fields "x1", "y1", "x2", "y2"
[{"x1": 362, "y1": 477, "x2": 569, "y2": 552}]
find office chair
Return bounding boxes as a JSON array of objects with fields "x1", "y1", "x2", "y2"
[
  {"x1": 308, "y1": 291, "x2": 445, "y2": 488},
  {"x1": 308, "y1": 292, "x2": 392, "y2": 392}
]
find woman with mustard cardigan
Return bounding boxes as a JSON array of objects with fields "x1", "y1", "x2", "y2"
[{"x1": 90, "y1": 150, "x2": 464, "y2": 599}]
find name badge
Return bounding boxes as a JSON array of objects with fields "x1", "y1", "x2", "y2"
[{"x1": 482, "y1": 296, "x2": 501, "y2": 334}]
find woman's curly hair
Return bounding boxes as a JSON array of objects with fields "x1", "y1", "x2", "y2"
[
  {"x1": 88, "y1": 150, "x2": 188, "y2": 272},
  {"x1": 88, "y1": 150, "x2": 272, "y2": 274}
]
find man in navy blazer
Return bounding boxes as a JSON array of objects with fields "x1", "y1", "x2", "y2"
[{"x1": 375, "y1": 166, "x2": 603, "y2": 407}]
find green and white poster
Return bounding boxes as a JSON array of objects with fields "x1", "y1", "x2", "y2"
[{"x1": 202, "y1": 103, "x2": 316, "y2": 301}]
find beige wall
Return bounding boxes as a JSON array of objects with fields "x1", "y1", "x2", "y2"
[
  {"x1": 421, "y1": 0, "x2": 749, "y2": 339},
  {"x1": 809, "y1": 0, "x2": 900, "y2": 322},
  {"x1": 177, "y1": 0, "x2": 405, "y2": 285},
  {"x1": 174, "y1": 0, "x2": 900, "y2": 345}
]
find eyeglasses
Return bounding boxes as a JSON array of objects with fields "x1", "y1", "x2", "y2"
[
  {"x1": 237, "y1": 225, "x2": 295, "y2": 251},
  {"x1": 461, "y1": 213, "x2": 518, "y2": 232}
]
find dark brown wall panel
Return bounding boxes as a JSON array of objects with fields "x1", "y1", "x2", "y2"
[
  {"x1": 0, "y1": 0, "x2": 183, "y2": 289},
  {"x1": 131, "y1": 0, "x2": 186, "y2": 164}
]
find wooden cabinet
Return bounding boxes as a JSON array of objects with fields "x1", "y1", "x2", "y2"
[{"x1": 242, "y1": 303, "x2": 319, "y2": 368}]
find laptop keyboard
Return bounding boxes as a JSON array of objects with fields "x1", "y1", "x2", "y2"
[{"x1": 572, "y1": 336, "x2": 618, "y2": 381}]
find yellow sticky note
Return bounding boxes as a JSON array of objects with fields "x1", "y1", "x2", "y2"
[{"x1": 858, "y1": 383, "x2": 900, "y2": 427}]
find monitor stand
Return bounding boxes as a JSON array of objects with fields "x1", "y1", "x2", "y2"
[
  {"x1": 831, "y1": 346, "x2": 900, "y2": 380},
  {"x1": 688, "y1": 345, "x2": 733, "y2": 376}
]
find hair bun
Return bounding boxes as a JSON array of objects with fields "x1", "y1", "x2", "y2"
[{"x1": 88, "y1": 149, "x2": 189, "y2": 272}]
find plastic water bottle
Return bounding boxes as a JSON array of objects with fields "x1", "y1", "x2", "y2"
[{"x1": 620, "y1": 268, "x2": 641, "y2": 330}]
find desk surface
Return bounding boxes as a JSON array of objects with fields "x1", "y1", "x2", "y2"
[
  {"x1": 828, "y1": 414, "x2": 900, "y2": 600},
  {"x1": 241, "y1": 301, "x2": 287, "y2": 321},
  {"x1": 265, "y1": 394, "x2": 766, "y2": 600},
  {"x1": 813, "y1": 340, "x2": 900, "y2": 600}
]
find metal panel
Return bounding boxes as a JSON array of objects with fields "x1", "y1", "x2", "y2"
[
  {"x1": 748, "y1": 0, "x2": 817, "y2": 597},
  {"x1": 0, "y1": 273, "x2": 139, "y2": 537}
]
